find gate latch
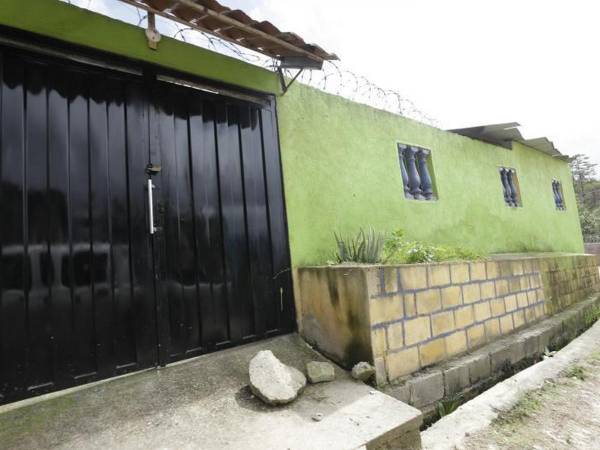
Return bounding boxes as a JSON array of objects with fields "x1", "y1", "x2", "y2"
[{"x1": 146, "y1": 164, "x2": 162, "y2": 175}]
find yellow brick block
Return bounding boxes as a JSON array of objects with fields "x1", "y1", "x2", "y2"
[
  {"x1": 486, "y1": 261, "x2": 499, "y2": 279},
  {"x1": 441, "y1": 286, "x2": 462, "y2": 309},
  {"x1": 534, "y1": 303, "x2": 545, "y2": 319},
  {"x1": 490, "y1": 298, "x2": 506, "y2": 316},
  {"x1": 499, "y1": 314, "x2": 514, "y2": 334},
  {"x1": 504, "y1": 295, "x2": 518, "y2": 312},
  {"x1": 383, "y1": 267, "x2": 398, "y2": 293},
  {"x1": 462, "y1": 284, "x2": 481, "y2": 304},
  {"x1": 370, "y1": 295, "x2": 404, "y2": 325},
  {"x1": 509, "y1": 277, "x2": 522, "y2": 293},
  {"x1": 386, "y1": 347, "x2": 420, "y2": 380},
  {"x1": 404, "y1": 294, "x2": 417, "y2": 317},
  {"x1": 416, "y1": 289, "x2": 442, "y2": 315},
  {"x1": 480, "y1": 281, "x2": 496, "y2": 299},
  {"x1": 428, "y1": 264, "x2": 451, "y2": 287},
  {"x1": 454, "y1": 305, "x2": 475, "y2": 328},
  {"x1": 451, "y1": 263, "x2": 470, "y2": 284},
  {"x1": 470, "y1": 262, "x2": 487, "y2": 281},
  {"x1": 484, "y1": 318, "x2": 501, "y2": 339},
  {"x1": 529, "y1": 275, "x2": 538, "y2": 289},
  {"x1": 474, "y1": 301, "x2": 492, "y2": 322},
  {"x1": 527, "y1": 291, "x2": 537, "y2": 305},
  {"x1": 399, "y1": 266, "x2": 428, "y2": 290},
  {"x1": 431, "y1": 310, "x2": 455, "y2": 336},
  {"x1": 513, "y1": 310, "x2": 526, "y2": 329},
  {"x1": 387, "y1": 322, "x2": 404, "y2": 350},
  {"x1": 524, "y1": 306, "x2": 536, "y2": 323},
  {"x1": 495, "y1": 279, "x2": 509, "y2": 296},
  {"x1": 511, "y1": 261, "x2": 524, "y2": 275},
  {"x1": 365, "y1": 267, "x2": 384, "y2": 296},
  {"x1": 516, "y1": 292, "x2": 528, "y2": 309},
  {"x1": 536, "y1": 288, "x2": 545, "y2": 302},
  {"x1": 445, "y1": 330, "x2": 468, "y2": 357},
  {"x1": 419, "y1": 337, "x2": 446, "y2": 367},
  {"x1": 371, "y1": 327, "x2": 387, "y2": 357},
  {"x1": 404, "y1": 316, "x2": 431, "y2": 346},
  {"x1": 467, "y1": 324, "x2": 486, "y2": 349}
]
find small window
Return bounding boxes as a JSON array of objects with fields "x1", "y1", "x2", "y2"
[
  {"x1": 552, "y1": 180, "x2": 566, "y2": 210},
  {"x1": 397, "y1": 143, "x2": 436, "y2": 200},
  {"x1": 499, "y1": 167, "x2": 522, "y2": 207}
]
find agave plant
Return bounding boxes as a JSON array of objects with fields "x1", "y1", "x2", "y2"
[{"x1": 334, "y1": 227, "x2": 384, "y2": 264}]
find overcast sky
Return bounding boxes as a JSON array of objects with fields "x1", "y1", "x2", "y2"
[{"x1": 71, "y1": 0, "x2": 600, "y2": 171}]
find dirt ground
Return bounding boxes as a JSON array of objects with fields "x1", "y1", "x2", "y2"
[{"x1": 462, "y1": 351, "x2": 600, "y2": 450}]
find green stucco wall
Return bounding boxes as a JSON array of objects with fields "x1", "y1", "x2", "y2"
[
  {"x1": 0, "y1": 0, "x2": 280, "y2": 94},
  {"x1": 0, "y1": 0, "x2": 584, "y2": 269},
  {"x1": 277, "y1": 83, "x2": 583, "y2": 266}
]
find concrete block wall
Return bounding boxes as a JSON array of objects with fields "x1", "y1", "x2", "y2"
[
  {"x1": 537, "y1": 254, "x2": 600, "y2": 314},
  {"x1": 295, "y1": 254, "x2": 600, "y2": 386},
  {"x1": 369, "y1": 260, "x2": 547, "y2": 384}
]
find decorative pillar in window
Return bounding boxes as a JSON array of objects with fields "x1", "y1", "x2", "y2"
[
  {"x1": 405, "y1": 146, "x2": 423, "y2": 199},
  {"x1": 552, "y1": 180, "x2": 565, "y2": 210},
  {"x1": 397, "y1": 143, "x2": 436, "y2": 201},
  {"x1": 506, "y1": 170, "x2": 518, "y2": 206},
  {"x1": 499, "y1": 168, "x2": 511, "y2": 205},
  {"x1": 397, "y1": 144, "x2": 413, "y2": 199},
  {"x1": 499, "y1": 167, "x2": 521, "y2": 207},
  {"x1": 416, "y1": 148, "x2": 434, "y2": 200}
]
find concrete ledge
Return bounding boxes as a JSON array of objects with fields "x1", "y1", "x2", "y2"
[
  {"x1": 383, "y1": 294, "x2": 600, "y2": 416},
  {"x1": 421, "y1": 307, "x2": 600, "y2": 450}
]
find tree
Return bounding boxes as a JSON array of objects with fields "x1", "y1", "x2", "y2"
[{"x1": 569, "y1": 153, "x2": 598, "y2": 204}]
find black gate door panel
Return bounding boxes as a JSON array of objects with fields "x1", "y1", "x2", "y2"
[
  {"x1": 0, "y1": 48, "x2": 157, "y2": 402},
  {"x1": 0, "y1": 43, "x2": 294, "y2": 403},
  {"x1": 151, "y1": 82, "x2": 294, "y2": 364}
]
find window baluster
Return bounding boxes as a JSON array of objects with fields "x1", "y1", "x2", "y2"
[
  {"x1": 506, "y1": 169, "x2": 518, "y2": 207},
  {"x1": 405, "y1": 146, "x2": 423, "y2": 199},
  {"x1": 397, "y1": 144, "x2": 413, "y2": 198},
  {"x1": 500, "y1": 168, "x2": 511, "y2": 205},
  {"x1": 416, "y1": 148, "x2": 433, "y2": 200}
]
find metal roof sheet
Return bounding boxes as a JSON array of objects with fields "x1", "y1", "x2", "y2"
[
  {"x1": 448, "y1": 122, "x2": 565, "y2": 157},
  {"x1": 119, "y1": 0, "x2": 338, "y2": 62}
]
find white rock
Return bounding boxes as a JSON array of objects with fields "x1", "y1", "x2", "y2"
[
  {"x1": 306, "y1": 361, "x2": 335, "y2": 383},
  {"x1": 312, "y1": 413, "x2": 324, "y2": 422},
  {"x1": 351, "y1": 361, "x2": 376, "y2": 382},
  {"x1": 249, "y1": 350, "x2": 306, "y2": 405}
]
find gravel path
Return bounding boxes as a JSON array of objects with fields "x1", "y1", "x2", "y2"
[{"x1": 462, "y1": 350, "x2": 600, "y2": 450}]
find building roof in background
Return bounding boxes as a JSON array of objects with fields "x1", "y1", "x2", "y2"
[
  {"x1": 448, "y1": 122, "x2": 567, "y2": 158},
  {"x1": 120, "y1": 0, "x2": 338, "y2": 62}
]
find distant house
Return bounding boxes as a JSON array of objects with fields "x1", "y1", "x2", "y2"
[{"x1": 0, "y1": 0, "x2": 582, "y2": 403}]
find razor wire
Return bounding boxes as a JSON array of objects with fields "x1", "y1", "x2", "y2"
[{"x1": 64, "y1": 0, "x2": 439, "y2": 126}]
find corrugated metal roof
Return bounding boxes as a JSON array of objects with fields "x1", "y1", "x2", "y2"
[
  {"x1": 119, "y1": 0, "x2": 338, "y2": 62},
  {"x1": 448, "y1": 122, "x2": 565, "y2": 157}
]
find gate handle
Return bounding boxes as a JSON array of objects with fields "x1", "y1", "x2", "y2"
[{"x1": 147, "y1": 179, "x2": 156, "y2": 235}]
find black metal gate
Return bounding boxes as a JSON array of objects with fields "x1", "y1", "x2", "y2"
[{"x1": 0, "y1": 43, "x2": 294, "y2": 403}]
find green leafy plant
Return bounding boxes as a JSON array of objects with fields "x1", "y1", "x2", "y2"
[
  {"x1": 583, "y1": 305, "x2": 600, "y2": 328},
  {"x1": 436, "y1": 397, "x2": 460, "y2": 418},
  {"x1": 564, "y1": 365, "x2": 586, "y2": 381},
  {"x1": 334, "y1": 227, "x2": 384, "y2": 264},
  {"x1": 382, "y1": 229, "x2": 484, "y2": 264}
]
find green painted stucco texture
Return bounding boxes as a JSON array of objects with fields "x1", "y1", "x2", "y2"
[{"x1": 277, "y1": 83, "x2": 583, "y2": 266}]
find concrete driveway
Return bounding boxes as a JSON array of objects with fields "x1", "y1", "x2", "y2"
[{"x1": 0, "y1": 334, "x2": 420, "y2": 450}]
